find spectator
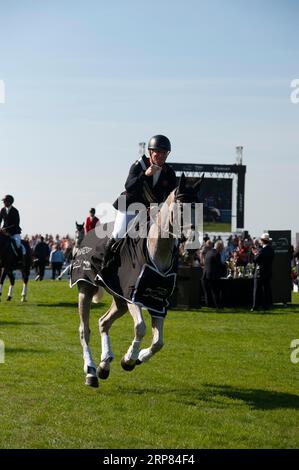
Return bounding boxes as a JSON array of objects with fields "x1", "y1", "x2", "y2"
[
  {"x1": 33, "y1": 236, "x2": 50, "y2": 281},
  {"x1": 199, "y1": 239, "x2": 213, "y2": 266},
  {"x1": 63, "y1": 240, "x2": 74, "y2": 264},
  {"x1": 251, "y1": 233, "x2": 275, "y2": 311},
  {"x1": 85, "y1": 208, "x2": 99, "y2": 234},
  {"x1": 49, "y1": 243, "x2": 64, "y2": 280},
  {"x1": 202, "y1": 240, "x2": 226, "y2": 309},
  {"x1": 236, "y1": 239, "x2": 250, "y2": 266}
]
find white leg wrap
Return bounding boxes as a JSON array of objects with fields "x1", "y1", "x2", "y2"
[
  {"x1": 22, "y1": 284, "x2": 28, "y2": 297},
  {"x1": 83, "y1": 345, "x2": 96, "y2": 372},
  {"x1": 125, "y1": 340, "x2": 141, "y2": 362},
  {"x1": 0, "y1": 284, "x2": 2, "y2": 294},
  {"x1": 8, "y1": 286, "x2": 13, "y2": 297},
  {"x1": 101, "y1": 333, "x2": 114, "y2": 362},
  {"x1": 138, "y1": 347, "x2": 153, "y2": 363}
]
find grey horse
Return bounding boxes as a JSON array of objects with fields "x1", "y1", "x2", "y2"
[{"x1": 76, "y1": 174, "x2": 203, "y2": 387}]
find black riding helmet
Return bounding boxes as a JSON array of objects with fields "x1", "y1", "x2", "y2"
[
  {"x1": 148, "y1": 135, "x2": 171, "y2": 152},
  {"x1": 2, "y1": 194, "x2": 14, "y2": 205}
]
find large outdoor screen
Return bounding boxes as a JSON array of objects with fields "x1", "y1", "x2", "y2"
[{"x1": 185, "y1": 177, "x2": 233, "y2": 232}]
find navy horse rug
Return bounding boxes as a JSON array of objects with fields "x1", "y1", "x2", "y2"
[{"x1": 70, "y1": 228, "x2": 177, "y2": 316}]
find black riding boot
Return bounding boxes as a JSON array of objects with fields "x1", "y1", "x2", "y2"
[
  {"x1": 17, "y1": 247, "x2": 26, "y2": 266},
  {"x1": 10, "y1": 239, "x2": 22, "y2": 264},
  {"x1": 101, "y1": 238, "x2": 117, "y2": 270}
]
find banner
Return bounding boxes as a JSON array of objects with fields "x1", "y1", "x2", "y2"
[{"x1": 268, "y1": 230, "x2": 292, "y2": 304}]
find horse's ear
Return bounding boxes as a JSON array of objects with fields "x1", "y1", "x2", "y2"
[
  {"x1": 178, "y1": 173, "x2": 186, "y2": 193},
  {"x1": 76, "y1": 221, "x2": 78, "y2": 227},
  {"x1": 192, "y1": 173, "x2": 204, "y2": 193},
  {"x1": 82, "y1": 222, "x2": 85, "y2": 227}
]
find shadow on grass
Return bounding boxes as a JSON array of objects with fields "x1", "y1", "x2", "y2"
[
  {"x1": 36, "y1": 302, "x2": 79, "y2": 308},
  {"x1": 0, "y1": 321, "x2": 42, "y2": 326},
  {"x1": 198, "y1": 306, "x2": 299, "y2": 315},
  {"x1": 115, "y1": 383, "x2": 299, "y2": 410},
  {"x1": 202, "y1": 384, "x2": 299, "y2": 410},
  {"x1": 36, "y1": 302, "x2": 103, "y2": 309},
  {"x1": 4, "y1": 347, "x2": 52, "y2": 354}
]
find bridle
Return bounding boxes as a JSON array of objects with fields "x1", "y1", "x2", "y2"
[{"x1": 75, "y1": 228, "x2": 84, "y2": 247}]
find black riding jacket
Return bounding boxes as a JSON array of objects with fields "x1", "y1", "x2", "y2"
[
  {"x1": 113, "y1": 155, "x2": 177, "y2": 211},
  {"x1": 0, "y1": 206, "x2": 22, "y2": 235}
]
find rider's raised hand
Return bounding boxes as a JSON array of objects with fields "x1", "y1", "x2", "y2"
[{"x1": 145, "y1": 164, "x2": 161, "y2": 176}]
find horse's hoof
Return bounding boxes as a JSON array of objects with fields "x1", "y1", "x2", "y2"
[
  {"x1": 84, "y1": 366, "x2": 99, "y2": 388},
  {"x1": 85, "y1": 375, "x2": 99, "y2": 388},
  {"x1": 21, "y1": 297, "x2": 26, "y2": 303},
  {"x1": 7, "y1": 296, "x2": 12, "y2": 302},
  {"x1": 97, "y1": 366, "x2": 110, "y2": 380},
  {"x1": 136, "y1": 359, "x2": 142, "y2": 366},
  {"x1": 121, "y1": 356, "x2": 136, "y2": 371}
]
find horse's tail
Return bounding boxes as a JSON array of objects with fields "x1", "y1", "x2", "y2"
[{"x1": 92, "y1": 286, "x2": 104, "y2": 304}]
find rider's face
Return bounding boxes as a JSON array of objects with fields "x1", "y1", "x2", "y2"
[
  {"x1": 3, "y1": 200, "x2": 10, "y2": 208},
  {"x1": 149, "y1": 149, "x2": 169, "y2": 167}
]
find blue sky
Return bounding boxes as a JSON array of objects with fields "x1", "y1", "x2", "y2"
[{"x1": 0, "y1": 0, "x2": 298, "y2": 239}]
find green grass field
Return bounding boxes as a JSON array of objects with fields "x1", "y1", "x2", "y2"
[
  {"x1": 203, "y1": 222, "x2": 231, "y2": 233},
  {"x1": 0, "y1": 280, "x2": 299, "y2": 449}
]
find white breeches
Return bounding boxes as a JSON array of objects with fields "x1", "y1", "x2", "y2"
[{"x1": 112, "y1": 211, "x2": 136, "y2": 239}]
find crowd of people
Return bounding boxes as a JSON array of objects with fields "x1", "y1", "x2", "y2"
[
  {"x1": 179, "y1": 230, "x2": 299, "y2": 311},
  {"x1": 22, "y1": 234, "x2": 74, "y2": 280},
  {"x1": 179, "y1": 232, "x2": 264, "y2": 270},
  {"x1": 21, "y1": 207, "x2": 100, "y2": 280},
  {"x1": 180, "y1": 231, "x2": 298, "y2": 276}
]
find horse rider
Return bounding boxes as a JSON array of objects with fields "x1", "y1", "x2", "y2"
[
  {"x1": 0, "y1": 194, "x2": 25, "y2": 261},
  {"x1": 85, "y1": 207, "x2": 99, "y2": 234},
  {"x1": 102, "y1": 135, "x2": 177, "y2": 268}
]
